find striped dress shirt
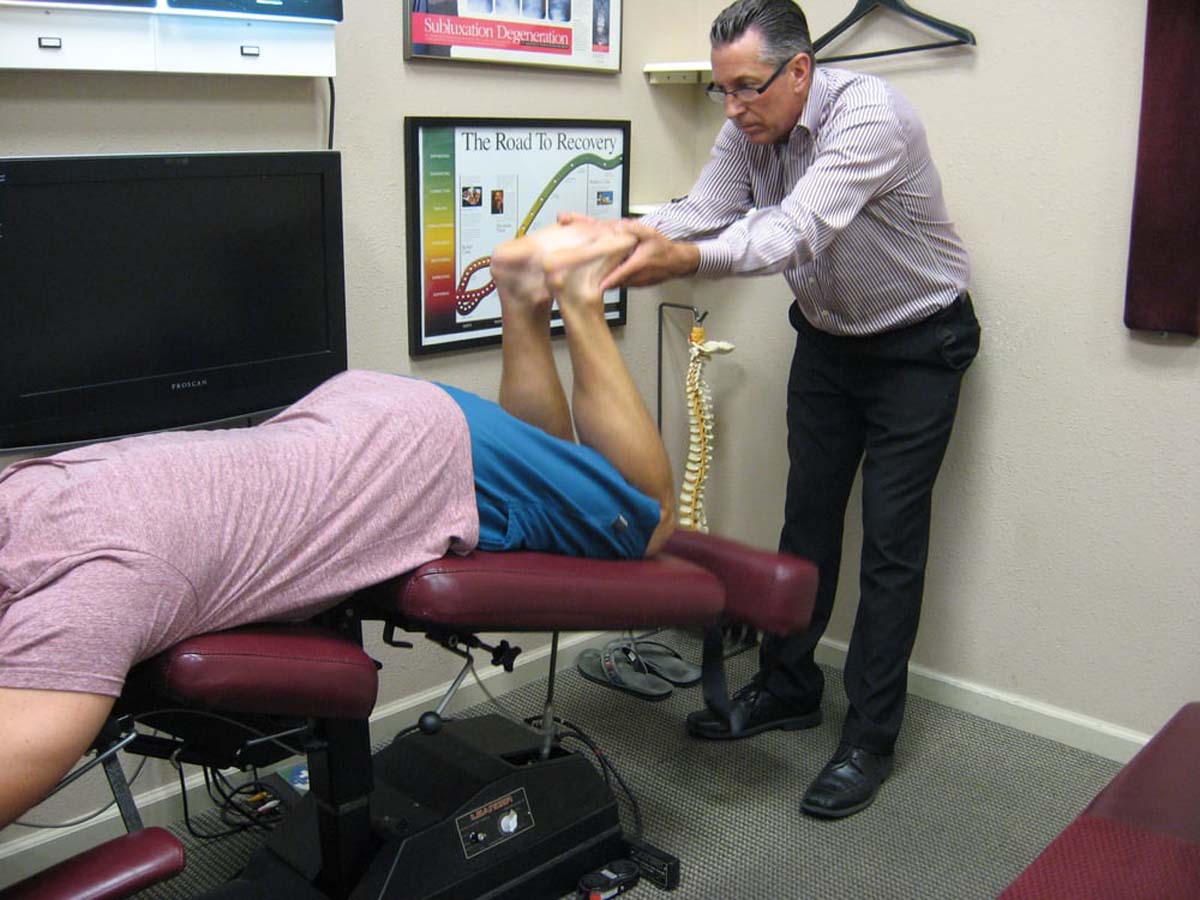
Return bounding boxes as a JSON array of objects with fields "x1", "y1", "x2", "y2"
[{"x1": 642, "y1": 66, "x2": 970, "y2": 336}]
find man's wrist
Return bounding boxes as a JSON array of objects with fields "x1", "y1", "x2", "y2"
[{"x1": 674, "y1": 241, "x2": 701, "y2": 277}]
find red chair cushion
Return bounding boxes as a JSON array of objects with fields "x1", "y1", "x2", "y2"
[
  {"x1": 129, "y1": 625, "x2": 379, "y2": 719},
  {"x1": 1000, "y1": 815, "x2": 1200, "y2": 900},
  {"x1": 0, "y1": 827, "x2": 184, "y2": 900},
  {"x1": 1085, "y1": 702, "x2": 1200, "y2": 843},
  {"x1": 1002, "y1": 703, "x2": 1200, "y2": 899}
]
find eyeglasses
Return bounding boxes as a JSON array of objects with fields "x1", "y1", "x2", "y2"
[{"x1": 705, "y1": 56, "x2": 794, "y2": 104}]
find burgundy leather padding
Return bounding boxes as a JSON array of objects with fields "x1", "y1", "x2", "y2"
[
  {"x1": 132, "y1": 625, "x2": 379, "y2": 719},
  {"x1": 371, "y1": 550, "x2": 725, "y2": 631},
  {"x1": 1000, "y1": 815, "x2": 1200, "y2": 900},
  {"x1": 664, "y1": 530, "x2": 818, "y2": 634},
  {"x1": 0, "y1": 827, "x2": 185, "y2": 900},
  {"x1": 1001, "y1": 703, "x2": 1200, "y2": 899},
  {"x1": 1085, "y1": 702, "x2": 1200, "y2": 843}
]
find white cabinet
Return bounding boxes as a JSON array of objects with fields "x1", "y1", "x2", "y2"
[
  {"x1": 0, "y1": 1, "x2": 336, "y2": 76},
  {"x1": 155, "y1": 14, "x2": 334, "y2": 76},
  {"x1": 0, "y1": 6, "x2": 156, "y2": 72}
]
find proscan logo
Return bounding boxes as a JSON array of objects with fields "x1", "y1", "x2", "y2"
[{"x1": 171, "y1": 379, "x2": 208, "y2": 391}]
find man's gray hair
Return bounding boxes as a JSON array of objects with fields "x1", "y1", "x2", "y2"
[{"x1": 709, "y1": 0, "x2": 813, "y2": 66}]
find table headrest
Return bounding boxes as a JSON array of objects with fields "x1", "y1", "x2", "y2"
[{"x1": 126, "y1": 625, "x2": 379, "y2": 719}]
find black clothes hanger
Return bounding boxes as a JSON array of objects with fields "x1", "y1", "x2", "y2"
[{"x1": 813, "y1": 0, "x2": 976, "y2": 64}]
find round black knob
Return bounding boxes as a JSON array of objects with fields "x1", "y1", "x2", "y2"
[{"x1": 418, "y1": 711, "x2": 442, "y2": 735}]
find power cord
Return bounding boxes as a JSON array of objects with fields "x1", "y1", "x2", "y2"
[
  {"x1": 524, "y1": 713, "x2": 645, "y2": 842},
  {"x1": 326, "y1": 76, "x2": 336, "y2": 150}
]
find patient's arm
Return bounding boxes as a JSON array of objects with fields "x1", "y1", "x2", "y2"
[{"x1": 0, "y1": 687, "x2": 114, "y2": 830}]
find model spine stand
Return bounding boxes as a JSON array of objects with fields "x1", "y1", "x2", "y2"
[{"x1": 678, "y1": 324, "x2": 734, "y2": 533}]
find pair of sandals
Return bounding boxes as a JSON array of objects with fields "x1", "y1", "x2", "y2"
[{"x1": 577, "y1": 638, "x2": 702, "y2": 700}]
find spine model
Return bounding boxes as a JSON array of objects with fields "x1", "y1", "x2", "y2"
[{"x1": 678, "y1": 324, "x2": 734, "y2": 533}]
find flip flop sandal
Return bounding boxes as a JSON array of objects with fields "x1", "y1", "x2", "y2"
[
  {"x1": 576, "y1": 646, "x2": 673, "y2": 701},
  {"x1": 631, "y1": 640, "x2": 702, "y2": 687}
]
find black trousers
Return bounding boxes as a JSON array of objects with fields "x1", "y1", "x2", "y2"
[{"x1": 762, "y1": 295, "x2": 980, "y2": 755}]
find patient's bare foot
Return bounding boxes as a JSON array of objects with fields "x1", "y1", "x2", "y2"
[
  {"x1": 491, "y1": 222, "x2": 609, "y2": 309},
  {"x1": 491, "y1": 236, "x2": 553, "y2": 310},
  {"x1": 545, "y1": 230, "x2": 637, "y2": 313}
]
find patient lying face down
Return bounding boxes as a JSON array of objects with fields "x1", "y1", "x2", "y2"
[{"x1": 0, "y1": 221, "x2": 673, "y2": 831}]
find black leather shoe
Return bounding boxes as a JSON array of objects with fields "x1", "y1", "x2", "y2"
[
  {"x1": 685, "y1": 682, "x2": 821, "y2": 740},
  {"x1": 800, "y1": 745, "x2": 893, "y2": 818}
]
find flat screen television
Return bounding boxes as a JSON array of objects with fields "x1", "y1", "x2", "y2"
[
  {"x1": 0, "y1": 150, "x2": 347, "y2": 451},
  {"x1": 167, "y1": 0, "x2": 343, "y2": 21}
]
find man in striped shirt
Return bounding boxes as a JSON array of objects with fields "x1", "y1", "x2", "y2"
[{"x1": 588, "y1": 0, "x2": 980, "y2": 819}]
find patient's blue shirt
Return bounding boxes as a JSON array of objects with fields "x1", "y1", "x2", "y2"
[{"x1": 437, "y1": 384, "x2": 661, "y2": 559}]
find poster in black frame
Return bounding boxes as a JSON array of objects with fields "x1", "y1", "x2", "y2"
[{"x1": 405, "y1": 116, "x2": 630, "y2": 356}]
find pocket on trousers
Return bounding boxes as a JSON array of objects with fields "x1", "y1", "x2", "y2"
[{"x1": 935, "y1": 301, "x2": 981, "y2": 372}]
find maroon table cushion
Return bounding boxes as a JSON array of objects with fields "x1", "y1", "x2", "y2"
[
  {"x1": 0, "y1": 827, "x2": 184, "y2": 900},
  {"x1": 128, "y1": 625, "x2": 379, "y2": 719},
  {"x1": 664, "y1": 530, "x2": 817, "y2": 634},
  {"x1": 370, "y1": 549, "x2": 725, "y2": 631}
]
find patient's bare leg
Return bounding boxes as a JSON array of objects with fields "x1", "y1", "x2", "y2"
[
  {"x1": 545, "y1": 233, "x2": 677, "y2": 556},
  {"x1": 490, "y1": 228, "x2": 595, "y2": 442},
  {"x1": 0, "y1": 687, "x2": 114, "y2": 829}
]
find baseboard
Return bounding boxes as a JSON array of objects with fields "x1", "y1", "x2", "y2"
[
  {"x1": 814, "y1": 639, "x2": 1150, "y2": 764},
  {"x1": 0, "y1": 631, "x2": 611, "y2": 889}
]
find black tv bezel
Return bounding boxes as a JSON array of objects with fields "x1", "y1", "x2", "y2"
[
  {"x1": 166, "y1": 0, "x2": 343, "y2": 21},
  {"x1": 0, "y1": 1, "x2": 157, "y2": 6},
  {"x1": 0, "y1": 149, "x2": 348, "y2": 453}
]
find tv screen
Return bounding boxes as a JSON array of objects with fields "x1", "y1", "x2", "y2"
[
  {"x1": 167, "y1": 0, "x2": 343, "y2": 21},
  {"x1": 0, "y1": 150, "x2": 347, "y2": 451}
]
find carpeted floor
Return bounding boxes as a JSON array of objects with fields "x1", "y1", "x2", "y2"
[{"x1": 135, "y1": 630, "x2": 1121, "y2": 899}]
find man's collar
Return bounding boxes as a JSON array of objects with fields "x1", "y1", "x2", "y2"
[{"x1": 794, "y1": 65, "x2": 827, "y2": 138}]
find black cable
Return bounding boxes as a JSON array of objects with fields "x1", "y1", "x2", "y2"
[
  {"x1": 326, "y1": 76, "x2": 336, "y2": 150},
  {"x1": 180, "y1": 765, "x2": 283, "y2": 840},
  {"x1": 526, "y1": 714, "x2": 645, "y2": 840},
  {"x1": 179, "y1": 765, "x2": 246, "y2": 840}
]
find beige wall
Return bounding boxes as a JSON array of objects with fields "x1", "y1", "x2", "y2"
[{"x1": 1, "y1": 0, "x2": 1198, "y2": 863}]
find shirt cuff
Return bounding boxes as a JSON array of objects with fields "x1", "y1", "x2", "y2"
[{"x1": 695, "y1": 240, "x2": 735, "y2": 278}]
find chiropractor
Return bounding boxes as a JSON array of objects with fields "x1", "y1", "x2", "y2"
[{"x1": 570, "y1": 0, "x2": 980, "y2": 819}]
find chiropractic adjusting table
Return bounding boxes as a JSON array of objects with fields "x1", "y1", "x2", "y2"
[{"x1": 2, "y1": 530, "x2": 817, "y2": 900}]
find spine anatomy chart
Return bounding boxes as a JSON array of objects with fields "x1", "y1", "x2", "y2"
[{"x1": 679, "y1": 323, "x2": 734, "y2": 533}]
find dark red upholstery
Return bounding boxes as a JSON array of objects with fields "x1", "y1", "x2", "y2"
[
  {"x1": 664, "y1": 530, "x2": 817, "y2": 634},
  {"x1": 1002, "y1": 703, "x2": 1200, "y2": 899},
  {"x1": 122, "y1": 536, "x2": 817, "y2": 714},
  {"x1": 36, "y1": 534, "x2": 816, "y2": 900},
  {"x1": 1084, "y1": 702, "x2": 1200, "y2": 842},
  {"x1": 366, "y1": 549, "x2": 725, "y2": 631},
  {"x1": 0, "y1": 827, "x2": 184, "y2": 900},
  {"x1": 129, "y1": 625, "x2": 379, "y2": 719}
]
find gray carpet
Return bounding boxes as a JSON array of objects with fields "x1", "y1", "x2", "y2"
[{"x1": 135, "y1": 630, "x2": 1121, "y2": 899}]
